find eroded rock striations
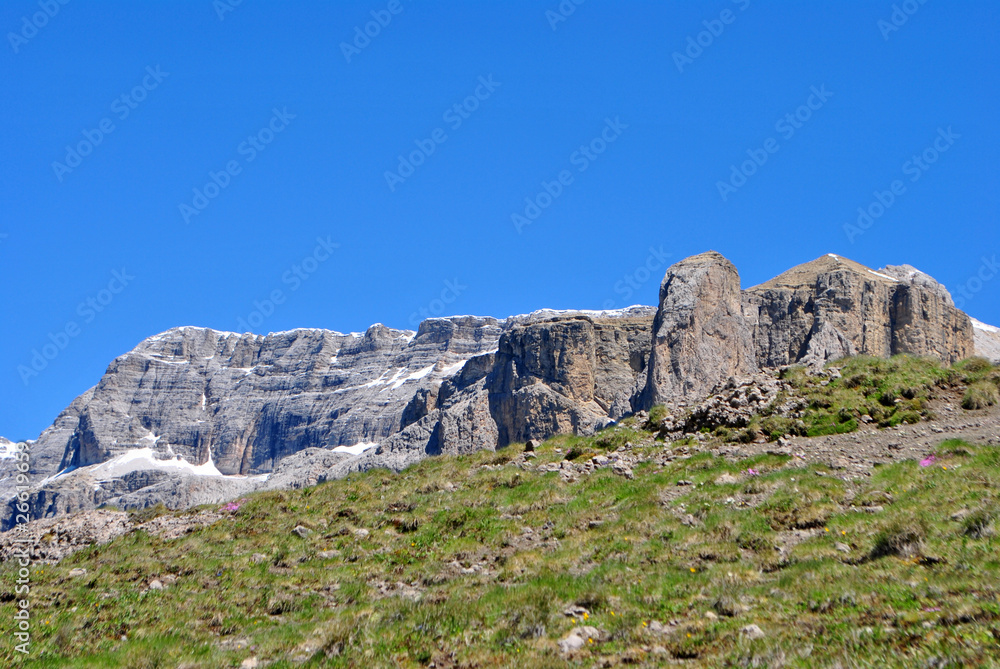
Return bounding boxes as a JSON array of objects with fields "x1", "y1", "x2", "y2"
[
  {"x1": 742, "y1": 255, "x2": 973, "y2": 369},
  {"x1": 638, "y1": 252, "x2": 755, "y2": 409},
  {"x1": 2, "y1": 253, "x2": 987, "y2": 528}
]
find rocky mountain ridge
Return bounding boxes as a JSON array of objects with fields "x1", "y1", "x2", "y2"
[{"x1": 2, "y1": 253, "x2": 992, "y2": 528}]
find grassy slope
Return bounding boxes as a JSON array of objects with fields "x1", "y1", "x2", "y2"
[
  {"x1": 3, "y1": 358, "x2": 1000, "y2": 668},
  {"x1": 725, "y1": 355, "x2": 1000, "y2": 443}
]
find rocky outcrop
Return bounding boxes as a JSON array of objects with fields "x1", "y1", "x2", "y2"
[
  {"x1": 638, "y1": 252, "x2": 755, "y2": 409},
  {"x1": 488, "y1": 307, "x2": 655, "y2": 445},
  {"x1": 322, "y1": 307, "x2": 656, "y2": 480},
  {"x1": 881, "y1": 264, "x2": 974, "y2": 362},
  {"x1": 742, "y1": 255, "x2": 973, "y2": 370}
]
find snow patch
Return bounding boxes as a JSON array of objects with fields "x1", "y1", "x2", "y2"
[
  {"x1": 438, "y1": 360, "x2": 469, "y2": 377},
  {"x1": 0, "y1": 438, "x2": 20, "y2": 460},
  {"x1": 89, "y1": 447, "x2": 224, "y2": 480},
  {"x1": 867, "y1": 269, "x2": 899, "y2": 282},
  {"x1": 518, "y1": 305, "x2": 654, "y2": 320},
  {"x1": 332, "y1": 442, "x2": 378, "y2": 455},
  {"x1": 972, "y1": 318, "x2": 1000, "y2": 334},
  {"x1": 140, "y1": 431, "x2": 160, "y2": 445},
  {"x1": 391, "y1": 365, "x2": 435, "y2": 390}
]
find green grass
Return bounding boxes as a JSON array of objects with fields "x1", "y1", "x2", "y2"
[
  {"x1": 5, "y1": 423, "x2": 1000, "y2": 667},
  {"x1": 747, "y1": 355, "x2": 993, "y2": 441}
]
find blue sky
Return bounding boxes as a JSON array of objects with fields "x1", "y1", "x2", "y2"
[{"x1": 1, "y1": 0, "x2": 997, "y2": 440}]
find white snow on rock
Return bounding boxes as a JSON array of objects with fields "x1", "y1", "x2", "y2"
[
  {"x1": 37, "y1": 447, "x2": 274, "y2": 487},
  {"x1": 391, "y1": 365, "x2": 435, "y2": 390},
  {"x1": 521, "y1": 305, "x2": 654, "y2": 320},
  {"x1": 89, "y1": 447, "x2": 224, "y2": 480},
  {"x1": 0, "y1": 438, "x2": 21, "y2": 460},
  {"x1": 972, "y1": 318, "x2": 999, "y2": 334},
  {"x1": 332, "y1": 442, "x2": 378, "y2": 455},
  {"x1": 867, "y1": 269, "x2": 899, "y2": 282}
]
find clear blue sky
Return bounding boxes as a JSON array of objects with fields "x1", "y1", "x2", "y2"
[{"x1": 1, "y1": 1, "x2": 997, "y2": 440}]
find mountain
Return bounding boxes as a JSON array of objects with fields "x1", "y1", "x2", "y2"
[{"x1": 3, "y1": 253, "x2": 992, "y2": 528}]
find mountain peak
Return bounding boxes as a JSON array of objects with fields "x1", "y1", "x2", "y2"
[{"x1": 749, "y1": 253, "x2": 901, "y2": 291}]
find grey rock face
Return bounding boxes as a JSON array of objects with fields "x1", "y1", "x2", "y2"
[
  {"x1": 3, "y1": 309, "x2": 656, "y2": 528},
  {"x1": 63, "y1": 319, "x2": 503, "y2": 476},
  {"x1": 320, "y1": 308, "x2": 656, "y2": 481},
  {"x1": 639, "y1": 252, "x2": 755, "y2": 408},
  {"x1": 489, "y1": 308, "x2": 655, "y2": 445},
  {"x1": 2, "y1": 319, "x2": 504, "y2": 528},
  {"x1": 743, "y1": 255, "x2": 973, "y2": 369},
  {"x1": 743, "y1": 255, "x2": 899, "y2": 367},
  {"x1": 881, "y1": 265, "x2": 975, "y2": 363}
]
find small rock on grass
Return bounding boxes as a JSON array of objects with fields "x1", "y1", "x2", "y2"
[
  {"x1": 558, "y1": 626, "x2": 605, "y2": 654},
  {"x1": 740, "y1": 624, "x2": 766, "y2": 640},
  {"x1": 292, "y1": 525, "x2": 312, "y2": 538},
  {"x1": 68, "y1": 568, "x2": 87, "y2": 578}
]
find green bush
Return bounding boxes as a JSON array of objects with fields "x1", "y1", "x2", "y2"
[
  {"x1": 647, "y1": 405, "x2": 669, "y2": 427},
  {"x1": 962, "y1": 381, "x2": 999, "y2": 410},
  {"x1": 955, "y1": 357, "x2": 995, "y2": 384},
  {"x1": 871, "y1": 518, "x2": 926, "y2": 559},
  {"x1": 963, "y1": 508, "x2": 996, "y2": 539}
]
